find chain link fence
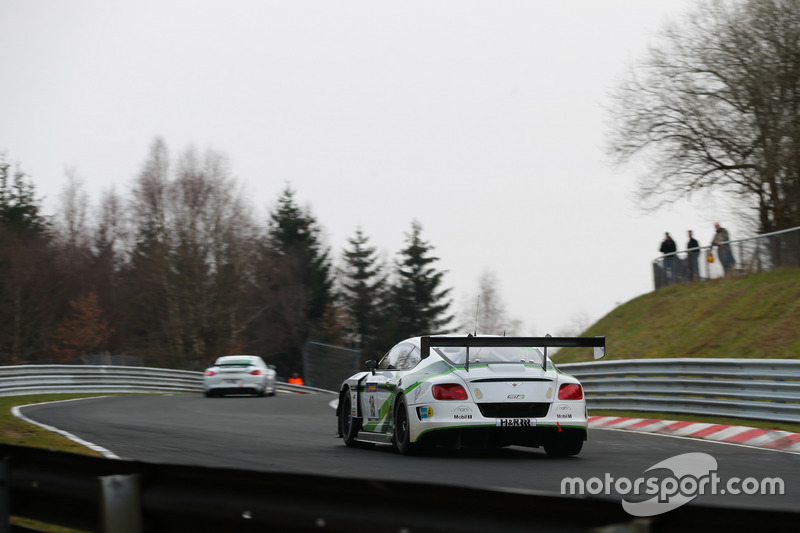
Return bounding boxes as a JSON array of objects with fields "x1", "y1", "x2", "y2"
[
  {"x1": 301, "y1": 340, "x2": 361, "y2": 392},
  {"x1": 653, "y1": 225, "x2": 800, "y2": 289}
]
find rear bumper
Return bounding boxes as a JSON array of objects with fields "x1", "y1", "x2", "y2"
[
  {"x1": 416, "y1": 425, "x2": 586, "y2": 448},
  {"x1": 204, "y1": 380, "x2": 264, "y2": 395},
  {"x1": 406, "y1": 399, "x2": 588, "y2": 442}
]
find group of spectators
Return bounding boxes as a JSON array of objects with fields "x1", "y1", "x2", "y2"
[{"x1": 658, "y1": 222, "x2": 736, "y2": 285}]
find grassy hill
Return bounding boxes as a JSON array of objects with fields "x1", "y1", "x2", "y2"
[{"x1": 554, "y1": 268, "x2": 800, "y2": 364}]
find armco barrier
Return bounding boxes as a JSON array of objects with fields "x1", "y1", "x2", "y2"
[
  {"x1": 560, "y1": 358, "x2": 800, "y2": 423},
  {"x1": 0, "y1": 365, "x2": 326, "y2": 398},
  {"x1": 0, "y1": 365, "x2": 204, "y2": 397},
  {"x1": 2, "y1": 443, "x2": 799, "y2": 533},
  {"x1": 4, "y1": 360, "x2": 800, "y2": 423}
]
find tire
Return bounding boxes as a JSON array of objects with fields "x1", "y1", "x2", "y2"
[
  {"x1": 204, "y1": 390, "x2": 213, "y2": 398},
  {"x1": 393, "y1": 398, "x2": 417, "y2": 455},
  {"x1": 339, "y1": 390, "x2": 361, "y2": 447},
  {"x1": 543, "y1": 432, "x2": 584, "y2": 457}
]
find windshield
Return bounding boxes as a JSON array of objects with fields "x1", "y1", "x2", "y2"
[{"x1": 434, "y1": 346, "x2": 545, "y2": 367}]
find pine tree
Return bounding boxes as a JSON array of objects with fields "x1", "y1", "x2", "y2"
[
  {"x1": 394, "y1": 220, "x2": 453, "y2": 339},
  {"x1": 0, "y1": 154, "x2": 49, "y2": 235},
  {"x1": 0, "y1": 154, "x2": 57, "y2": 363},
  {"x1": 339, "y1": 227, "x2": 390, "y2": 359},
  {"x1": 256, "y1": 186, "x2": 335, "y2": 373},
  {"x1": 267, "y1": 186, "x2": 334, "y2": 324}
]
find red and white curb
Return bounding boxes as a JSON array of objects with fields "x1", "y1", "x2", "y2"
[{"x1": 589, "y1": 416, "x2": 800, "y2": 453}]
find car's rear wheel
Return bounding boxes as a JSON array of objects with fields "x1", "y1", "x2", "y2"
[
  {"x1": 393, "y1": 398, "x2": 417, "y2": 455},
  {"x1": 339, "y1": 390, "x2": 361, "y2": 447}
]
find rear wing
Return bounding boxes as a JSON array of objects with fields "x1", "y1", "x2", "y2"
[{"x1": 420, "y1": 336, "x2": 606, "y2": 369}]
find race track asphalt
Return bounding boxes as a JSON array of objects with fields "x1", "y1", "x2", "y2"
[{"x1": 20, "y1": 392, "x2": 800, "y2": 512}]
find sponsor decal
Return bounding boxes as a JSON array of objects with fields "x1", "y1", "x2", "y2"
[
  {"x1": 496, "y1": 418, "x2": 535, "y2": 427},
  {"x1": 508, "y1": 382, "x2": 522, "y2": 388},
  {"x1": 419, "y1": 407, "x2": 433, "y2": 419},
  {"x1": 366, "y1": 383, "x2": 378, "y2": 393},
  {"x1": 507, "y1": 394, "x2": 525, "y2": 399},
  {"x1": 413, "y1": 386, "x2": 423, "y2": 402},
  {"x1": 454, "y1": 405, "x2": 473, "y2": 420},
  {"x1": 556, "y1": 404, "x2": 573, "y2": 419},
  {"x1": 546, "y1": 387, "x2": 553, "y2": 399},
  {"x1": 369, "y1": 395, "x2": 377, "y2": 418}
]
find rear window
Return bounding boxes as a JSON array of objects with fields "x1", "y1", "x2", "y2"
[
  {"x1": 434, "y1": 346, "x2": 544, "y2": 367},
  {"x1": 216, "y1": 359, "x2": 255, "y2": 367}
]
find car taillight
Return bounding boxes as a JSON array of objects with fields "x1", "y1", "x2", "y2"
[
  {"x1": 205, "y1": 370, "x2": 215, "y2": 376},
  {"x1": 432, "y1": 384, "x2": 468, "y2": 400},
  {"x1": 559, "y1": 383, "x2": 583, "y2": 400},
  {"x1": 250, "y1": 369, "x2": 263, "y2": 375}
]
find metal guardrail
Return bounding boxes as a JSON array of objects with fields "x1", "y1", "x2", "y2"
[
  {"x1": 4, "y1": 361, "x2": 800, "y2": 423},
  {"x1": 0, "y1": 365, "x2": 204, "y2": 397},
  {"x1": 2, "y1": 443, "x2": 798, "y2": 533},
  {"x1": 653, "y1": 225, "x2": 800, "y2": 288},
  {"x1": 0, "y1": 365, "x2": 329, "y2": 398},
  {"x1": 560, "y1": 358, "x2": 800, "y2": 423}
]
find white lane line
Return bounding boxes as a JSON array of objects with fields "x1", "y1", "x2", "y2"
[{"x1": 12, "y1": 396, "x2": 120, "y2": 459}]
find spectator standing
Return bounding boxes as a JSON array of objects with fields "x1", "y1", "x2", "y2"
[
  {"x1": 687, "y1": 230, "x2": 700, "y2": 281},
  {"x1": 659, "y1": 232, "x2": 677, "y2": 283},
  {"x1": 712, "y1": 222, "x2": 735, "y2": 274}
]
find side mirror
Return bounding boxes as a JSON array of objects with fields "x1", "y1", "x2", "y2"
[{"x1": 365, "y1": 360, "x2": 377, "y2": 375}]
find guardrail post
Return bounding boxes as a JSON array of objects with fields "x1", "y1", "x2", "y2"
[
  {"x1": 0, "y1": 457, "x2": 8, "y2": 533},
  {"x1": 100, "y1": 474, "x2": 142, "y2": 533}
]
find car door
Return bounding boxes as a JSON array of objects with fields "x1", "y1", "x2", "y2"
[{"x1": 361, "y1": 342, "x2": 420, "y2": 434}]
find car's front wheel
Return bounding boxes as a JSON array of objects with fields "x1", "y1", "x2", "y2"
[{"x1": 393, "y1": 398, "x2": 417, "y2": 455}]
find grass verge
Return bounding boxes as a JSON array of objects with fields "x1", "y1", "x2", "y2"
[
  {"x1": 2, "y1": 394, "x2": 108, "y2": 533},
  {"x1": 0, "y1": 393, "x2": 109, "y2": 454}
]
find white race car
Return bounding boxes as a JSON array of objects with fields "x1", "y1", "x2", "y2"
[
  {"x1": 336, "y1": 335, "x2": 605, "y2": 456},
  {"x1": 203, "y1": 355, "x2": 277, "y2": 397}
]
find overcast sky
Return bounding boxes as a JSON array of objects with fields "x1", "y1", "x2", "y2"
[{"x1": 2, "y1": 0, "x2": 739, "y2": 337}]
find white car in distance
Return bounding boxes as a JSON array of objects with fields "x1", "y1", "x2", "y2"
[{"x1": 203, "y1": 355, "x2": 277, "y2": 397}]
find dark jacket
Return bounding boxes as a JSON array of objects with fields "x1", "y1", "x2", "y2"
[{"x1": 660, "y1": 237, "x2": 677, "y2": 255}]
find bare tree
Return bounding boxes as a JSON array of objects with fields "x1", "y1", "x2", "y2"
[
  {"x1": 166, "y1": 146, "x2": 257, "y2": 366},
  {"x1": 123, "y1": 140, "x2": 258, "y2": 367},
  {"x1": 53, "y1": 169, "x2": 90, "y2": 254},
  {"x1": 459, "y1": 269, "x2": 522, "y2": 335},
  {"x1": 608, "y1": 0, "x2": 800, "y2": 233}
]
